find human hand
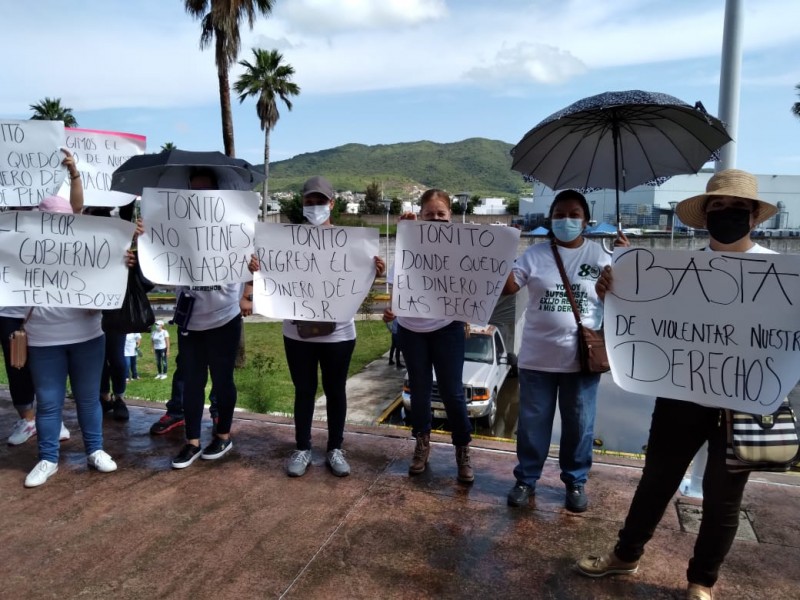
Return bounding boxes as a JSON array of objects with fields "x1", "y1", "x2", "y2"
[
  {"x1": 596, "y1": 266, "x2": 613, "y2": 301},
  {"x1": 382, "y1": 307, "x2": 395, "y2": 323},
  {"x1": 399, "y1": 212, "x2": 417, "y2": 221},
  {"x1": 61, "y1": 149, "x2": 80, "y2": 180},
  {"x1": 613, "y1": 229, "x2": 630, "y2": 248},
  {"x1": 247, "y1": 253, "x2": 260, "y2": 274},
  {"x1": 240, "y1": 295, "x2": 253, "y2": 317},
  {"x1": 125, "y1": 250, "x2": 137, "y2": 268},
  {"x1": 134, "y1": 218, "x2": 145, "y2": 240},
  {"x1": 374, "y1": 256, "x2": 386, "y2": 277}
]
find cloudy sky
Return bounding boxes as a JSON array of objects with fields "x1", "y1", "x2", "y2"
[{"x1": 3, "y1": 0, "x2": 800, "y2": 176}]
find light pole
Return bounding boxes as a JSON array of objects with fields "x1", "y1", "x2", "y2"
[
  {"x1": 669, "y1": 201, "x2": 678, "y2": 250},
  {"x1": 381, "y1": 197, "x2": 392, "y2": 293},
  {"x1": 590, "y1": 200, "x2": 596, "y2": 225},
  {"x1": 461, "y1": 196, "x2": 468, "y2": 223}
]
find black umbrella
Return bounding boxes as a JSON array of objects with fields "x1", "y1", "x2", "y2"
[
  {"x1": 110, "y1": 149, "x2": 265, "y2": 194},
  {"x1": 510, "y1": 90, "x2": 731, "y2": 226}
]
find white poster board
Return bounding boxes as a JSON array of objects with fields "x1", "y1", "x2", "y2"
[
  {"x1": 252, "y1": 223, "x2": 379, "y2": 322},
  {"x1": 0, "y1": 120, "x2": 66, "y2": 207},
  {"x1": 0, "y1": 211, "x2": 135, "y2": 308},
  {"x1": 59, "y1": 128, "x2": 146, "y2": 207},
  {"x1": 605, "y1": 248, "x2": 800, "y2": 415},
  {"x1": 138, "y1": 187, "x2": 259, "y2": 285},
  {"x1": 392, "y1": 221, "x2": 521, "y2": 325}
]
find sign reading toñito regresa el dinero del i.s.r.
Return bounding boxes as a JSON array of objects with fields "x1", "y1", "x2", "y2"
[{"x1": 605, "y1": 248, "x2": 800, "y2": 415}]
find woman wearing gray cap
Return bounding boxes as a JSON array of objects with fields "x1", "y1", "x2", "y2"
[
  {"x1": 276, "y1": 176, "x2": 385, "y2": 478},
  {"x1": 576, "y1": 169, "x2": 780, "y2": 600}
]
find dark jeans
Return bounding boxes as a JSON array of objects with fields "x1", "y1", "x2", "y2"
[
  {"x1": 389, "y1": 333, "x2": 403, "y2": 364},
  {"x1": 398, "y1": 322, "x2": 472, "y2": 447},
  {"x1": 100, "y1": 331, "x2": 127, "y2": 397},
  {"x1": 154, "y1": 348, "x2": 168, "y2": 375},
  {"x1": 614, "y1": 398, "x2": 750, "y2": 588},
  {"x1": 181, "y1": 316, "x2": 241, "y2": 440},
  {"x1": 283, "y1": 336, "x2": 355, "y2": 452},
  {"x1": 165, "y1": 329, "x2": 218, "y2": 419},
  {"x1": 0, "y1": 316, "x2": 35, "y2": 411}
]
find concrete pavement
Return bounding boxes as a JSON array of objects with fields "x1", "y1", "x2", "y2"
[{"x1": 1, "y1": 357, "x2": 799, "y2": 599}]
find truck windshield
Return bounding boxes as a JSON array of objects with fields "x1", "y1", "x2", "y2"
[{"x1": 464, "y1": 334, "x2": 494, "y2": 364}]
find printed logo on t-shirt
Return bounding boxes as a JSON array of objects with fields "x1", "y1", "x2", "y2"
[{"x1": 577, "y1": 263, "x2": 602, "y2": 281}]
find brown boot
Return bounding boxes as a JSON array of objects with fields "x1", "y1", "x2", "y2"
[
  {"x1": 455, "y1": 445, "x2": 474, "y2": 483},
  {"x1": 408, "y1": 433, "x2": 430, "y2": 475}
]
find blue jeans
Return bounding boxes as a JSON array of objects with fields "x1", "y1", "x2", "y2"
[
  {"x1": 181, "y1": 316, "x2": 241, "y2": 440},
  {"x1": 125, "y1": 355, "x2": 139, "y2": 379},
  {"x1": 513, "y1": 368, "x2": 600, "y2": 487},
  {"x1": 283, "y1": 336, "x2": 356, "y2": 451},
  {"x1": 0, "y1": 315, "x2": 35, "y2": 411},
  {"x1": 398, "y1": 322, "x2": 472, "y2": 447},
  {"x1": 28, "y1": 335, "x2": 106, "y2": 462},
  {"x1": 614, "y1": 398, "x2": 750, "y2": 587}
]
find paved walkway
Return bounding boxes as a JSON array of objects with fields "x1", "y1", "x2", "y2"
[{"x1": 1, "y1": 360, "x2": 799, "y2": 599}]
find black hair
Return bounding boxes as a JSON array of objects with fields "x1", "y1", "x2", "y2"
[
  {"x1": 548, "y1": 189, "x2": 591, "y2": 221},
  {"x1": 189, "y1": 167, "x2": 219, "y2": 188},
  {"x1": 118, "y1": 200, "x2": 136, "y2": 222}
]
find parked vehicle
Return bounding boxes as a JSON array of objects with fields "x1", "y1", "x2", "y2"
[{"x1": 401, "y1": 324, "x2": 517, "y2": 427}]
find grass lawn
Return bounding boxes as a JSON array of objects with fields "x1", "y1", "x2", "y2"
[{"x1": 1, "y1": 320, "x2": 391, "y2": 416}]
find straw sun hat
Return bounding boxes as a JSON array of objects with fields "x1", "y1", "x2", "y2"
[{"x1": 675, "y1": 169, "x2": 778, "y2": 229}]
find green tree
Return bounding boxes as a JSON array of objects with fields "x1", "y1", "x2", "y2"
[
  {"x1": 160, "y1": 142, "x2": 177, "y2": 152},
  {"x1": 390, "y1": 197, "x2": 402, "y2": 215},
  {"x1": 364, "y1": 181, "x2": 382, "y2": 215},
  {"x1": 793, "y1": 83, "x2": 800, "y2": 119},
  {"x1": 184, "y1": 0, "x2": 275, "y2": 157},
  {"x1": 234, "y1": 48, "x2": 300, "y2": 220},
  {"x1": 505, "y1": 198, "x2": 519, "y2": 215},
  {"x1": 29, "y1": 97, "x2": 77, "y2": 127},
  {"x1": 279, "y1": 192, "x2": 304, "y2": 224}
]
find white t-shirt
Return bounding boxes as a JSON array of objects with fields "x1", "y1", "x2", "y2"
[
  {"x1": 151, "y1": 328, "x2": 169, "y2": 350},
  {"x1": 513, "y1": 239, "x2": 610, "y2": 372},
  {"x1": 26, "y1": 308, "x2": 104, "y2": 347},
  {"x1": 124, "y1": 333, "x2": 142, "y2": 357},
  {"x1": 175, "y1": 283, "x2": 243, "y2": 331},
  {"x1": 282, "y1": 318, "x2": 356, "y2": 343},
  {"x1": 0, "y1": 306, "x2": 29, "y2": 319}
]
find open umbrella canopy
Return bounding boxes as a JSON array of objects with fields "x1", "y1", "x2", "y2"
[
  {"x1": 110, "y1": 149, "x2": 265, "y2": 194},
  {"x1": 511, "y1": 90, "x2": 731, "y2": 222}
]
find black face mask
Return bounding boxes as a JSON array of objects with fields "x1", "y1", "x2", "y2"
[{"x1": 706, "y1": 208, "x2": 752, "y2": 244}]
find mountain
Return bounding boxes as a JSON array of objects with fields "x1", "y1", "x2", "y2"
[{"x1": 260, "y1": 138, "x2": 527, "y2": 198}]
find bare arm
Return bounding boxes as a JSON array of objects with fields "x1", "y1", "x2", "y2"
[{"x1": 61, "y1": 149, "x2": 84, "y2": 213}]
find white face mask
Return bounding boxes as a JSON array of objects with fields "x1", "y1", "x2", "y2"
[{"x1": 303, "y1": 204, "x2": 331, "y2": 226}]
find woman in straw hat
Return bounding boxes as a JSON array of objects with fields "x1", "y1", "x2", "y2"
[{"x1": 575, "y1": 169, "x2": 779, "y2": 600}]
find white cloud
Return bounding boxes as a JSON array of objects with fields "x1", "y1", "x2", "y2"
[
  {"x1": 463, "y1": 43, "x2": 587, "y2": 85},
  {"x1": 275, "y1": 0, "x2": 447, "y2": 33}
]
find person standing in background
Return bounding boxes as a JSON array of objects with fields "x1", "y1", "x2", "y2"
[
  {"x1": 151, "y1": 321, "x2": 170, "y2": 379},
  {"x1": 124, "y1": 332, "x2": 142, "y2": 381}
]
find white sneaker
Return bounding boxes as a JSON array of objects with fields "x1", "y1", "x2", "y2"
[
  {"x1": 59, "y1": 422, "x2": 71, "y2": 441},
  {"x1": 87, "y1": 450, "x2": 117, "y2": 473},
  {"x1": 24, "y1": 460, "x2": 59, "y2": 487},
  {"x1": 8, "y1": 419, "x2": 37, "y2": 446}
]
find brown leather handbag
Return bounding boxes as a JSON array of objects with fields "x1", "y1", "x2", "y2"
[{"x1": 9, "y1": 309, "x2": 33, "y2": 369}]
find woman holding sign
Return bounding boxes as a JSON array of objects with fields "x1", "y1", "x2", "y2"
[
  {"x1": 382, "y1": 189, "x2": 475, "y2": 484},
  {"x1": 576, "y1": 170, "x2": 779, "y2": 600},
  {"x1": 503, "y1": 189, "x2": 627, "y2": 512},
  {"x1": 250, "y1": 176, "x2": 385, "y2": 479}
]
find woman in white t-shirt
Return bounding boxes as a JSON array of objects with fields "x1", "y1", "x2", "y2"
[
  {"x1": 150, "y1": 321, "x2": 170, "y2": 379},
  {"x1": 124, "y1": 332, "x2": 142, "y2": 380},
  {"x1": 382, "y1": 189, "x2": 475, "y2": 484},
  {"x1": 503, "y1": 189, "x2": 627, "y2": 513},
  {"x1": 22, "y1": 179, "x2": 121, "y2": 488}
]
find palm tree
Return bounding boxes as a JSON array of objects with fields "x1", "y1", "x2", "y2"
[
  {"x1": 160, "y1": 142, "x2": 177, "y2": 152},
  {"x1": 234, "y1": 48, "x2": 300, "y2": 220},
  {"x1": 29, "y1": 97, "x2": 78, "y2": 127},
  {"x1": 184, "y1": 0, "x2": 275, "y2": 158},
  {"x1": 792, "y1": 84, "x2": 800, "y2": 119}
]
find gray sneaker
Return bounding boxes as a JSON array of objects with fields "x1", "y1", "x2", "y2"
[
  {"x1": 326, "y1": 448, "x2": 351, "y2": 477},
  {"x1": 286, "y1": 449, "x2": 312, "y2": 477}
]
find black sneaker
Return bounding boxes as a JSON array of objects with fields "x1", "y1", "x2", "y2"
[
  {"x1": 99, "y1": 396, "x2": 114, "y2": 413},
  {"x1": 565, "y1": 483, "x2": 588, "y2": 513},
  {"x1": 201, "y1": 437, "x2": 233, "y2": 460},
  {"x1": 507, "y1": 482, "x2": 534, "y2": 507},
  {"x1": 172, "y1": 444, "x2": 202, "y2": 469},
  {"x1": 112, "y1": 397, "x2": 129, "y2": 422},
  {"x1": 150, "y1": 414, "x2": 185, "y2": 435}
]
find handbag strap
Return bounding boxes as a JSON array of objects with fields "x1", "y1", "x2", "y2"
[{"x1": 550, "y1": 240, "x2": 583, "y2": 327}]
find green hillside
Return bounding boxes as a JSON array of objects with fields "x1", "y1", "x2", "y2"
[{"x1": 261, "y1": 138, "x2": 527, "y2": 198}]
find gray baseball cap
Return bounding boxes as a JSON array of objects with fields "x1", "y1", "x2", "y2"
[{"x1": 302, "y1": 176, "x2": 334, "y2": 199}]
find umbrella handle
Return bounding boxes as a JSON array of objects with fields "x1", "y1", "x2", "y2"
[{"x1": 601, "y1": 238, "x2": 615, "y2": 255}]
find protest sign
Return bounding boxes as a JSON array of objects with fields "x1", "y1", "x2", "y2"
[
  {"x1": 59, "y1": 128, "x2": 146, "y2": 206},
  {"x1": 392, "y1": 221, "x2": 520, "y2": 325},
  {"x1": 0, "y1": 120, "x2": 66, "y2": 207},
  {"x1": 138, "y1": 187, "x2": 259, "y2": 285},
  {"x1": 605, "y1": 248, "x2": 800, "y2": 415},
  {"x1": 0, "y1": 211, "x2": 135, "y2": 308},
  {"x1": 252, "y1": 223, "x2": 379, "y2": 322}
]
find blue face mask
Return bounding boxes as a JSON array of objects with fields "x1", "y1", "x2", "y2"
[{"x1": 550, "y1": 218, "x2": 584, "y2": 243}]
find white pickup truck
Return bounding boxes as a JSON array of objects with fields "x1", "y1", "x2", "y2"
[{"x1": 401, "y1": 324, "x2": 517, "y2": 427}]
